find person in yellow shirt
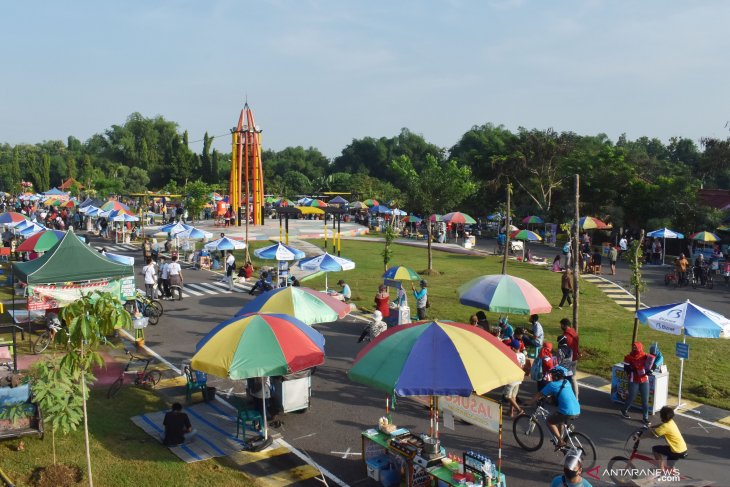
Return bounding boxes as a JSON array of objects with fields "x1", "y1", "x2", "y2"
[{"x1": 651, "y1": 406, "x2": 687, "y2": 472}]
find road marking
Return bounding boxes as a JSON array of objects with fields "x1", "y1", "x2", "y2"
[
  {"x1": 185, "y1": 283, "x2": 219, "y2": 295},
  {"x1": 331, "y1": 447, "x2": 360, "y2": 459},
  {"x1": 206, "y1": 281, "x2": 234, "y2": 293},
  {"x1": 292, "y1": 433, "x2": 317, "y2": 441}
]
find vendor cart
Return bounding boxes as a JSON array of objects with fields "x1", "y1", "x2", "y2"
[{"x1": 271, "y1": 368, "x2": 313, "y2": 413}]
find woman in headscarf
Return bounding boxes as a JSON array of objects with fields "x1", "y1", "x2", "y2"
[
  {"x1": 373, "y1": 285, "x2": 391, "y2": 324},
  {"x1": 537, "y1": 342, "x2": 558, "y2": 391},
  {"x1": 358, "y1": 310, "x2": 388, "y2": 343},
  {"x1": 620, "y1": 341, "x2": 651, "y2": 424}
]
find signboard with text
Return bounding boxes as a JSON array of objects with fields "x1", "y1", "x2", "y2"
[
  {"x1": 438, "y1": 394, "x2": 501, "y2": 433},
  {"x1": 675, "y1": 342, "x2": 689, "y2": 360}
]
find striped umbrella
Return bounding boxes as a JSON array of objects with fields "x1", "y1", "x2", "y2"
[
  {"x1": 307, "y1": 199, "x2": 328, "y2": 207},
  {"x1": 442, "y1": 212, "x2": 476, "y2": 224},
  {"x1": 458, "y1": 274, "x2": 552, "y2": 315},
  {"x1": 274, "y1": 198, "x2": 295, "y2": 207},
  {"x1": 101, "y1": 200, "x2": 130, "y2": 212},
  {"x1": 689, "y1": 231, "x2": 719, "y2": 242},
  {"x1": 363, "y1": 199, "x2": 379, "y2": 207},
  {"x1": 298, "y1": 253, "x2": 355, "y2": 290},
  {"x1": 510, "y1": 229, "x2": 542, "y2": 241},
  {"x1": 579, "y1": 216, "x2": 610, "y2": 230},
  {"x1": 192, "y1": 312, "x2": 325, "y2": 440},
  {"x1": 351, "y1": 201, "x2": 368, "y2": 210},
  {"x1": 429, "y1": 214, "x2": 443, "y2": 222},
  {"x1": 204, "y1": 236, "x2": 247, "y2": 251},
  {"x1": 403, "y1": 215, "x2": 422, "y2": 224},
  {"x1": 522, "y1": 215, "x2": 544, "y2": 224},
  {"x1": 17, "y1": 230, "x2": 66, "y2": 252},
  {"x1": 254, "y1": 242, "x2": 306, "y2": 261},
  {"x1": 383, "y1": 266, "x2": 421, "y2": 281},
  {"x1": 236, "y1": 287, "x2": 350, "y2": 325},
  {"x1": 0, "y1": 212, "x2": 29, "y2": 224}
]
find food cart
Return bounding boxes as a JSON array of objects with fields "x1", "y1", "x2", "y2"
[{"x1": 610, "y1": 362, "x2": 668, "y2": 415}]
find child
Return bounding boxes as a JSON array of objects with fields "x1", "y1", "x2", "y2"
[{"x1": 650, "y1": 406, "x2": 687, "y2": 472}]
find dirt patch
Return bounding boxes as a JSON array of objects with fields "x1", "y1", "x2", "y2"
[{"x1": 30, "y1": 464, "x2": 83, "y2": 487}]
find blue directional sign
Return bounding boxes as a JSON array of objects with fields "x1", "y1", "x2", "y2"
[{"x1": 675, "y1": 342, "x2": 689, "y2": 360}]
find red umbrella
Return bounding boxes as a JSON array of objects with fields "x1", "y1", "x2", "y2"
[{"x1": 17, "y1": 230, "x2": 66, "y2": 252}]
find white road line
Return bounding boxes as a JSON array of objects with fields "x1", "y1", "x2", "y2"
[
  {"x1": 185, "y1": 283, "x2": 219, "y2": 295},
  {"x1": 206, "y1": 281, "x2": 234, "y2": 293},
  {"x1": 180, "y1": 286, "x2": 204, "y2": 296}
]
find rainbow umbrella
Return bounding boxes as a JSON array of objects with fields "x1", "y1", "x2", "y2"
[
  {"x1": 690, "y1": 231, "x2": 719, "y2": 242},
  {"x1": 348, "y1": 320, "x2": 524, "y2": 438},
  {"x1": 363, "y1": 199, "x2": 379, "y2": 207},
  {"x1": 429, "y1": 214, "x2": 443, "y2": 222},
  {"x1": 236, "y1": 287, "x2": 350, "y2": 325},
  {"x1": 307, "y1": 199, "x2": 328, "y2": 207},
  {"x1": 522, "y1": 215, "x2": 544, "y2": 224},
  {"x1": 17, "y1": 230, "x2": 66, "y2": 252},
  {"x1": 458, "y1": 274, "x2": 552, "y2": 315},
  {"x1": 192, "y1": 312, "x2": 325, "y2": 440},
  {"x1": 383, "y1": 266, "x2": 421, "y2": 281},
  {"x1": 510, "y1": 229, "x2": 542, "y2": 241},
  {"x1": 579, "y1": 216, "x2": 610, "y2": 230},
  {"x1": 442, "y1": 212, "x2": 476, "y2": 224},
  {"x1": 60, "y1": 200, "x2": 77, "y2": 208},
  {"x1": 403, "y1": 215, "x2": 422, "y2": 224},
  {"x1": 351, "y1": 201, "x2": 368, "y2": 210},
  {"x1": 0, "y1": 212, "x2": 29, "y2": 224},
  {"x1": 274, "y1": 198, "x2": 295, "y2": 207},
  {"x1": 101, "y1": 200, "x2": 130, "y2": 212}
]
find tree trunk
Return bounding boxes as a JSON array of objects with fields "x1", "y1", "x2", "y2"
[
  {"x1": 631, "y1": 229, "x2": 645, "y2": 345},
  {"x1": 427, "y1": 219, "x2": 433, "y2": 271},
  {"x1": 501, "y1": 184, "x2": 511, "y2": 275},
  {"x1": 52, "y1": 428, "x2": 56, "y2": 465},
  {"x1": 573, "y1": 174, "x2": 580, "y2": 332},
  {"x1": 81, "y1": 344, "x2": 93, "y2": 487}
]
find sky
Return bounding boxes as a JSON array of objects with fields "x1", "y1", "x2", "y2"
[{"x1": 2, "y1": 0, "x2": 730, "y2": 158}]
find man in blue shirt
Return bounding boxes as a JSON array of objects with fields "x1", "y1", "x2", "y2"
[
  {"x1": 531, "y1": 366, "x2": 580, "y2": 450},
  {"x1": 523, "y1": 314, "x2": 544, "y2": 348},
  {"x1": 337, "y1": 279, "x2": 351, "y2": 302},
  {"x1": 411, "y1": 280, "x2": 428, "y2": 320}
]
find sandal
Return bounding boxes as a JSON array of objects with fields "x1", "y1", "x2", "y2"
[{"x1": 554, "y1": 442, "x2": 567, "y2": 452}]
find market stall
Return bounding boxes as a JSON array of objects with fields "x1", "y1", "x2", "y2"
[{"x1": 349, "y1": 320, "x2": 524, "y2": 487}]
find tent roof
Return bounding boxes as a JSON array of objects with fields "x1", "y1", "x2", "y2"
[{"x1": 12, "y1": 230, "x2": 134, "y2": 284}]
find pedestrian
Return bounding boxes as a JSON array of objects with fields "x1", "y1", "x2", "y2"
[
  {"x1": 650, "y1": 406, "x2": 688, "y2": 473},
  {"x1": 550, "y1": 448, "x2": 593, "y2": 487},
  {"x1": 374, "y1": 284, "x2": 391, "y2": 324},
  {"x1": 620, "y1": 341, "x2": 651, "y2": 424},
  {"x1": 558, "y1": 269, "x2": 573, "y2": 309},
  {"x1": 160, "y1": 403, "x2": 196, "y2": 446},
  {"x1": 619, "y1": 235, "x2": 628, "y2": 257},
  {"x1": 142, "y1": 238, "x2": 151, "y2": 260},
  {"x1": 411, "y1": 280, "x2": 428, "y2": 320},
  {"x1": 523, "y1": 314, "x2": 544, "y2": 348},
  {"x1": 503, "y1": 338, "x2": 526, "y2": 418},
  {"x1": 609, "y1": 245, "x2": 618, "y2": 275},
  {"x1": 560, "y1": 318, "x2": 580, "y2": 397},
  {"x1": 167, "y1": 255, "x2": 184, "y2": 301},
  {"x1": 158, "y1": 256, "x2": 170, "y2": 300},
  {"x1": 557, "y1": 335, "x2": 577, "y2": 398},
  {"x1": 142, "y1": 257, "x2": 157, "y2": 299},
  {"x1": 224, "y1": 251, "x2": 236, "y2": 290}
]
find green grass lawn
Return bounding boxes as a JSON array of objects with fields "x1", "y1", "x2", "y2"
[
  {"x1": 298, "y1": 238, "x2": 730, "y2": 410},
  {"x1": 0, "y1": 387, "x2": 254, "y2": 487}
]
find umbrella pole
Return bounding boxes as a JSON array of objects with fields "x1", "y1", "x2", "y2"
[
  {"x1": 433, "y1": 395, "x2": 439, "y2": 441},
  {"x1": 261, "y1": 377, "x2": 269, "y2": 440},
  {"x1": 677, "y1": 335, "x2": 686, "y2": 410},
  {"x1": 663, "y1": 236, "x2": 666, "y2": 265},
  {"x1": 325, "y1": 272, "x2": 328, "y2": 292}
]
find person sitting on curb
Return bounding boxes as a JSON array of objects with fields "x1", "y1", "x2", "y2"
[{"x1": 160, "y1": 403, "x2": 196, "y2": 446}]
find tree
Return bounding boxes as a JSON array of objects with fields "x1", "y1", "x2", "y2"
[
  {"x1": 211, "y1": 149, "x2": 221, "y2": 184},
  {"x1": 201, "y1": 132, "x2": 213, "y2": 183},
  {"x1": 391, "y1": 155, "x2": 476, "y2": 271},
  {"x1": 57, "y1": 291, "x2": 132, "y2": 487},
  {"x1": 185, "y1": 180, "x2": 212, "y2": 222},
  {"x1": 81, "y1": 155, "x2": 93, "y2": 189},
  {"x1": 66, "y1": 156, "x2": 77, "y2": 180},
  {"x1": 281, "y1": 170, "x2": 312, "y2": 196},
  {"x1": 382, "y1": 224, "x2": 397, "y2": 272}
]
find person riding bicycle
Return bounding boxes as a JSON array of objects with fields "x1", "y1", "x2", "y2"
[
  {"x1": 650, "y1": 406, "x2": 687, "y2": 473},
  {"x1": 531, "y1": 366, "x2": 580, "y2": 451},
  {"x1": 550, "y1": 448, "x2": 593, "y2": 487}
]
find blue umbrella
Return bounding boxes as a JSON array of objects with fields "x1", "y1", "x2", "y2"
[
  {"x1": 636, "y1": 299, "x2": 730, "y2": 406},
  {"x1": 204, "y1": 236, "x2": 246, "y2": 251},
  {"x1": 158, "y1": 221, "x2": 191, "y2": 235},
  {"x1": 254, "y1": 242, "x2": 306, "y2": 261},
  {"x1": 369, "y1": 205, "x2": 392, "y2": 215},
  {"x1": 298, "y1": 252, "x2": 355, "y2": 290},
  {"x1": 646, "y1": 228, "x2": 684, "y2": 265}
]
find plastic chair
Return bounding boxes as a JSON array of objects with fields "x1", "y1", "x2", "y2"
[
  {"x1": 183, "y1": 365, "x2": 206, "y2": 401},
  {"x1": 236, "y1": 408, "x2": 263, "y2": 438}
]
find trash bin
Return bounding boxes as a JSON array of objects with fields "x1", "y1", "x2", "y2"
[{"x1": 204, "y1": 386, "x2": 216, "y2": 402}]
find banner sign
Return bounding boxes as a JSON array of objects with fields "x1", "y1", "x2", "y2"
[
  {"x1": 438, "y1": 394, "x2": 501, "y2": 433},
  {"x1": 27, "y1": 279, "x2": 129, "y2": 310}
]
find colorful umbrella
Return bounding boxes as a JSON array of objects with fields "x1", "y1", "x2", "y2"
[
  {"x1": 509, "y1": 229, "x2": 542, "y2": 241},
  {"x1": 522, "y1": 215, "x2": 544, "y2": 224},
  {"x1": 363, "y1": 199, "x2": 379, "y2": 207},
  {"x1": 647, "y1": 228, "x2": 684, "y2": 265},
  {"x1": 429, "y1": 214, "x2": 443, "y2": 222},
  {"x1": 0, "y1": 212, "x2": 29, "y2": 224},
  {"x1": 204, "y1": 236, "x2": 247, "y2": 251},
  {"x1": 442, "y1": 212, "x2": 476, "y2": 224},
  {"x1": 369, "y1": 205, "x2": 392, "y2": 215},
  {"x1": 689, "y1": 231, "x2": 719, "y2": 242},
  {"x1": 296, "y1": 206, "x2": 324, "y2": 215},
  {"x1": 236, "y1": 287, "x2": 350, "y2": 325},
  {"x1": 307, "y1": 199, "x2": 328, "y2": 207},
  {"x1": 101, "y1": 200, "x2": 130, "y2": 212},
  {"x1": 403, "y1": 215, "x2": 422, "y2": 224},
  {"x1": 192, "y1": 312, "x2": 325, "y2": 440},
  {"x1": 351, "y1": 201, "x2": 368, "y2": 210},
  {"x1": 254, "y1": 242, "x2": 306, "y2": 261},
  {"x1": 458, "y1": 274, "x2": 552, "y2": 315},
  {"x1": 636, "y1": 300, "x2": 730, "y2": 406},
  {"x1": 298, "y1": 253, "x2": 355, "y2": 290},
  {"x1": 17, "y1": 230, "x2": 66, "y2": 252},
  {"x1": 349, "y1": 320, "x2": 524, "y2": 396},
  {"x1": 500, "y1": 224, "x2": 518, "y2": 233},
  {"x1": 60, "y1": 200, "x2": 77, "y2": 208},
  {"x1": 274, "y1": 198, "x2": 295, "y2": 207},
  {"x1": 383, "y1": 266, "x2": 421, "y2": 281},
  {"x1": 265, "y1": 196, "x2": 279, "y2": 204},
  {"x1": 391, "y1": 208, "x2": 407, "y2": 217},
  {"x1": 579, "y1": 216, "x2": 610, "y2": 230}
]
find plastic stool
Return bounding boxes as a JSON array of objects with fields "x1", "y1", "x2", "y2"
[{"x1": 236, "y1": 409, "x2": 263, "y2": 438}]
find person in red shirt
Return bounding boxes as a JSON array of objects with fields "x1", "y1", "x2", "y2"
[
  {"x1": 560, "y1": 318, "x2": 580, "y2": 398},
  {"x1": 620, "y1": 341, "x2": 650, "y2": 424},
  {"x1": 537, "y1": 342, "x2": 558, "y2": 391},
  {"x1": 373, "y1": 285, "x2": 391, "y2": 324}
]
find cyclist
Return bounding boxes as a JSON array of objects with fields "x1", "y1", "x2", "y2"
[
  {"x1": 650, "y1": 406, "x2": 687, "y2": 473},
  {"x1": 531, "y1": 366, "x2": 580, "y2": 450}
]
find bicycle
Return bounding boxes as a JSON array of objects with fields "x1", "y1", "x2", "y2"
[
  {"x1": 32, "y1": 314, "x2": 64, "y2": 354},
  {"x1": 124, "y1": 291, "x2": 163, "y2": 325},
  {"x1": 107, "y1": 350, "x2": 162, "y2": 398},
  {"x1": 512, "y1": 399, "x2": 597, "y2": 470},
  {"x1": 607, "y1": 426, "x2": 688, "y2": 485}
]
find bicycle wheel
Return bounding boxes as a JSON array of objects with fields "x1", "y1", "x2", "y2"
[
  {"x1": 32, "y1": 331, "x2": 52, "y2": 355},
  {"x1": 143, "y1": 306, "x2": 161, "y2": 325},
  {"x1": 143, "y1": 370, "x2": 162, "y2": 388},
  {"x1": 512, "y1": 414, "x2": 544, "y2": 451},
  {"x1": 606, "y1": 456, "x2": 638, "y2": 485},
  {"x1": 568, "y1": 431, "x2": 597, "y2": 470},
  {"x1": 107, "y1": 377, "x2": 124, "y2": 399},
  {"x1": 149, "y1": 300, "x2": 164, "y2": 316}
]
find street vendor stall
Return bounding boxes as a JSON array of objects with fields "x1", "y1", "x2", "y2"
[{"x1": 349, "y1": 321, "x2": 523, "y2": 487}]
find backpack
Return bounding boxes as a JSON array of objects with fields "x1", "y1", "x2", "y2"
[{"x1": 562, "y1": 243, "x2": 571, "y2": 254}]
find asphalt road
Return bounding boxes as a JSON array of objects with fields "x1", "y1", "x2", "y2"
[{"x1": 99, "y1": 234, "x2": 728, "y2": 487}]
